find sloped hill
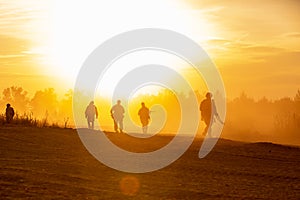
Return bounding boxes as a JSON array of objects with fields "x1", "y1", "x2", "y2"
[{"x1": 0, "y1": 126, "x2": 299, "y2": 199}]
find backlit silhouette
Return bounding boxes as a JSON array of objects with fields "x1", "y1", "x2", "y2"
[
  {"x1": 110, "y1": 100, "x2": 125, "y2": 133},
  {"x1": 138, "y1": 102, "x2": 150, "y2": 134},
  {"x1": 85, "y1": 101, "x2": 98, "y2": 129},
  {"x1": 5, "y1": 103, "x2": 15, "y2": 123},
  {"x1": 200, "y1": 92, "x2": 219, "y2": 137}
]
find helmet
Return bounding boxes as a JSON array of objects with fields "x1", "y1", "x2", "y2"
[{"x1": 206, "y1": 92, "x2": 212, "y2": 98}]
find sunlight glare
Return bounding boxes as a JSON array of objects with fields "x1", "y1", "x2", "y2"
[
  {"x1": 47, "y1": 0, "x2": 214, "y2": 88},
  {"x1": 95, "y1": 49, "x2": 204, "y2": 99}
]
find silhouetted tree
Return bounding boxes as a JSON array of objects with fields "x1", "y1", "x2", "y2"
[
  {"x1": 58, "y1": 89, "x2": 73, "y2": 126},
  {"x1": 30, "y1": 88, "x2": 58, "y2": 118},
  {"x1": 1, "y1": 86, "x2": 29, "y2": 113}
]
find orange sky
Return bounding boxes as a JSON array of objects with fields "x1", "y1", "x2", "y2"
[{"x1": 0, "y1": 0, "x2": 299, "y2": 99}]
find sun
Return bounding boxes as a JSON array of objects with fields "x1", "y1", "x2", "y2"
[
  {"x1": 96, "y1": 49, "x2": 196, "y2": 98},
  {"x1": 45, "y1": 0, "x2": 215, "y2": 91}
]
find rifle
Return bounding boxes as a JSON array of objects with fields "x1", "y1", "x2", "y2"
[
  {"x1": 149, "y1": 110, "x2": 155, "y2": 114},
  {"x1": 215, "y1": 114, "x2": 225, "y2": 124}
]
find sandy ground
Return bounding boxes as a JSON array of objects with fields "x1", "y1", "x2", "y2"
[{"x1": 0, "y1": 126, "x2": 299, "y2": 199}]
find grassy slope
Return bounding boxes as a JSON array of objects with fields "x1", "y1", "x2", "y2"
[{"x1": 0, "y1": 126, "x2": 300, "y2": 199}]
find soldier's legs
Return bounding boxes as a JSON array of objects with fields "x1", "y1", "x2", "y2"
[
  {"x1": 113, "y1": 120, "x2": 118, "y2": 132},
  {"x1": 142, "y1": 126, "x2": 148, "y2": 134},
  {"x1": 87, "y1": 120, "x2": 90, "y2": 129},
  {"x1": 202, "y1": 125, "x2": 208, "y2": 135},
  {"x1": 202, "y1": 117, "x2": 211, "y2": 136},
  {"x1": 6, "y1": 116, "x2": 12, "y2": 123},
  {"x1": 91, "y1": 121, "x2": 94, "y2": 129},
  {"x1": 119, "y1": 120, "x2": 123, "y2": 133},
  {"x1": 141, "y1": 120, "x2": 148, "y2": 134}
]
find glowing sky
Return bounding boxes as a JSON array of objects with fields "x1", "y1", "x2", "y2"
[{"x1": 0, "y1": 0, "x2": 299, "y2": 99}]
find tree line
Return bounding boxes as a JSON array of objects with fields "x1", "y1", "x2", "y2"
[{"x1": 0, "y1": 86, "x2": 299, "y2": 145}]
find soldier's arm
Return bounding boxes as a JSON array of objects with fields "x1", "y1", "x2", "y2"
[{"x1": 95, "y1": 106, "x2": 98, "y2": 118}]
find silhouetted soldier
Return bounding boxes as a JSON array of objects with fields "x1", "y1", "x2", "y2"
[
  {"x1": 5, "y1": 104, "x2": 15, "y2": 123},
  {"x1": 85, "y1": 101, "x2": 98, "y2": 129},
  {"x1": 200, "y1": 92, "x2": 219, "y2": 137},
  {"x1": 138, "y1": 102, "x2": 150, "y2": 134},
  {"x1": 110, "y1": 100, "x2": 125, "y2": 133}
]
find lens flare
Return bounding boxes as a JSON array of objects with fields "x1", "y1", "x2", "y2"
[{"x1": 119, "y1": 175, "x2": 140, "y2": 196}]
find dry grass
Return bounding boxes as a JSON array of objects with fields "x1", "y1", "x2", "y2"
[{"x1": 0, "y1": 113, "x2": 66, "y2": 128}]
